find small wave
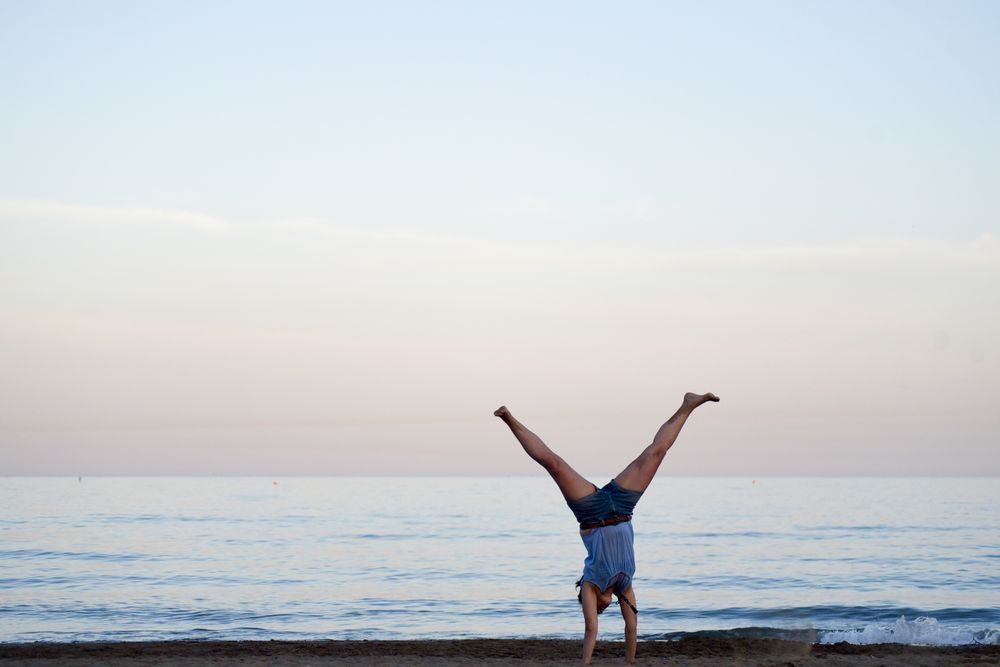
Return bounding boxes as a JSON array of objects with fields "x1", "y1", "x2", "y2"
[
  {"x1": 654, "y1": 627, "x2": 820, "y2": 642},
  {"x1": 820, "y1": 616, "x2": 999, "y2": 646}
]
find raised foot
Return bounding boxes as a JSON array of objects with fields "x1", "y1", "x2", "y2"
[{"x1": 683, "y1": 392, "x2": 720, "y2": 409}]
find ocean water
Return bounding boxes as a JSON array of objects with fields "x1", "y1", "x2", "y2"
[{"x1": 1, "y1": 477, "x2": 997, "y2": 645}]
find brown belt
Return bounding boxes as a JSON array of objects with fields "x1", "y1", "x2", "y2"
[{"x1": 579, "y1": 515, "x2": 631, "y2": 530}]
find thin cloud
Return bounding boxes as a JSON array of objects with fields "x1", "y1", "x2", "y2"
[
  {"x1": 0, "y1": 199, "x2": 230, "y2": 230},
  {"x1": 2, "y1": 198, "x2": 997, "y2": 272}
]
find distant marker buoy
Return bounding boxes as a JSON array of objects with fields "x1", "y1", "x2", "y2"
[{"x1": 273, "y1": 480, "x2": 279, "y2": 486}]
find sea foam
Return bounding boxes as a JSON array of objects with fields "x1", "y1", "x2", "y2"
[{"x1": 820, "y1": 616, "x2": 999, "y2": 646}]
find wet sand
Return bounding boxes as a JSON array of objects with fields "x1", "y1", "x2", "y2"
[{"x1": 1, "y1": 638, "x2": 998, "y2": 666}]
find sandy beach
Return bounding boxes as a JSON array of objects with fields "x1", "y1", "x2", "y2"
[{"x1": 1, "y1": 638, "x2": 997, "y2": 666}]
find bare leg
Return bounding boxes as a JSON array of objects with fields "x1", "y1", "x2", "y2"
[
  {"x1": 494, "y1": 406, "x2": 596, "y2": 502},
  {"x1": 614, "y1": 392, "x2": 719, "y2": 493}
]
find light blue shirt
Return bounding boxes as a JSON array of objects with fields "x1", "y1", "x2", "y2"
[{"x1": 579, "y1": 521, "x2": 636, "y2": 594}]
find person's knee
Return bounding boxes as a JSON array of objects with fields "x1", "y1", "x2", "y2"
[{"x1": 543, "y1": 455, "x2": 566, "y2": 476}]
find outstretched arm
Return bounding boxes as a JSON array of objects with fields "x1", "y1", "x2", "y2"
[
  {"x1": 579, "y1": 581, "x2": 600, "y2": 664},
  {"x1": 619, "y1": 587, "x2": 638, "y2": 664}
]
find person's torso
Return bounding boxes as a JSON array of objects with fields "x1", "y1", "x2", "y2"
[{"x1": 581, "y1": 521, "x2": 636, "y2": 581}]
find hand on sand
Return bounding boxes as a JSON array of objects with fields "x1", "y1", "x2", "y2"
[
  {"x1": 683, "y1": 392, "x2": 720, "y2": 410},
  {"x1": 494, "y1": 406, "x2": 511, "y2": 420}
]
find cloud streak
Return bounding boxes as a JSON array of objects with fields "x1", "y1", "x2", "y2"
[
  {"x1": 0, "y1": 199, "x2": 231, "y2": 230},
  {"x1": 4, "y1": 198, "x2": 996, "y2": 267}
]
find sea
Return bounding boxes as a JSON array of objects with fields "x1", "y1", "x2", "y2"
[{"x1": 1, "y1": 477, "x2": 997, "y2": 645}]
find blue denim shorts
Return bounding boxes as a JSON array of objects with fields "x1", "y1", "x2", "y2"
[{"x1": 566, "y1": 479, "x2": 643, "y2": 524}]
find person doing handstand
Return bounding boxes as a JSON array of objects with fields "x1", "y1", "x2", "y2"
[{"x1": 494, "y1": 392, "x2": 719, "y2": 665}]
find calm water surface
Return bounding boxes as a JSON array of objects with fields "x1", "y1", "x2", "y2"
[{"x1": 1, "y1": 477, "x2": 997, "y2": 644}]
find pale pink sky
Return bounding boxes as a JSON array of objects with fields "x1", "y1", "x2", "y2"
[{"x1": 1, "y1": 202, "x2": 997, "y2": 475}]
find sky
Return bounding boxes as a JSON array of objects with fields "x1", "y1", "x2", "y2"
[{"x1": 1, "y1": 1, "x2": 997, "y2": 476}]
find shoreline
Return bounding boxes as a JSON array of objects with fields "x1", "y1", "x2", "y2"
[{"x1": 2, "y1": 638, "x2": 998, "y2": 666}]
